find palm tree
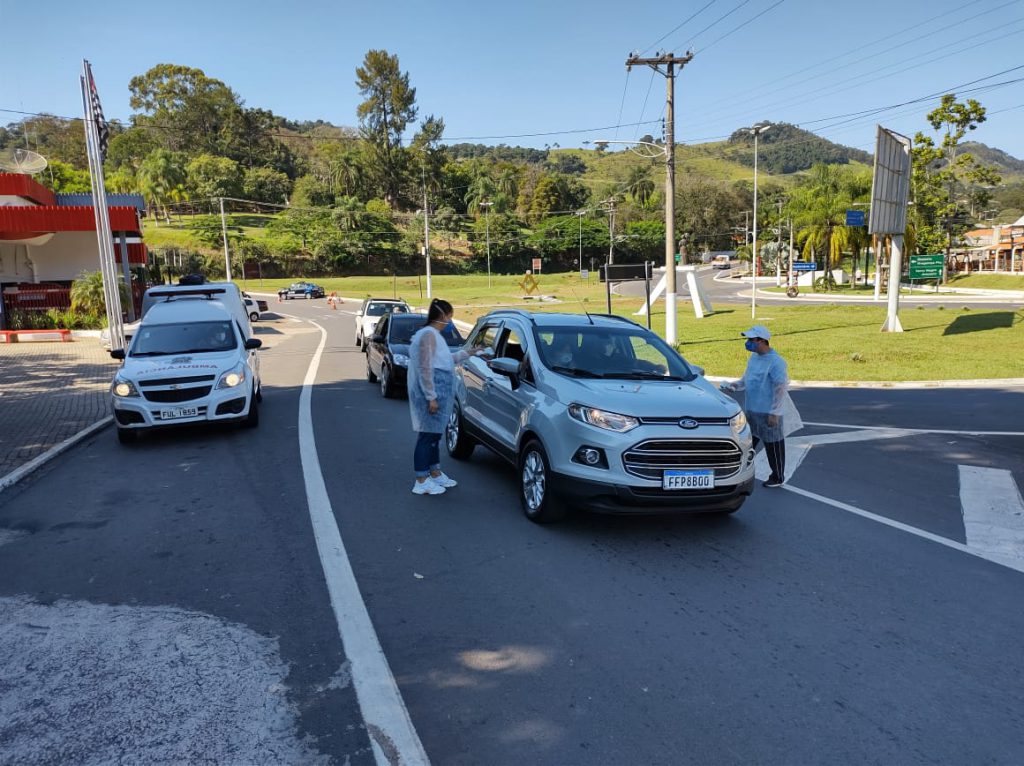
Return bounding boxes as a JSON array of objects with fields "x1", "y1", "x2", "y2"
[
  {"x1": 625, "y1": 165, "x2": 656, "y2": 207},
  {"x1": 464, "y1": 174, "x2": 497, "y2": 216},
  {"x1": 138, "y1": 149, "x2": 188, "y2": 223}
]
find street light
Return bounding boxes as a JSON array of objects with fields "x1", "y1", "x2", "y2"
[
  {"x1": 480, "y1": 201, "x2": 493, "y2": 288},
  {"x1": 746, "y1": 122, "x2": 771, "y2": 319},
  {"x1": 575, "y1": 210, "x2": 586, "y2": 276},
  {"x1": 590, "y1": 138, "x2": 678, "y2": 344}
]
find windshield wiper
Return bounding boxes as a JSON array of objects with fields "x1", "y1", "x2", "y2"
[
  {"x1": 129, "y1": 351, "x2": 173, "y2": 357},
  {"x1": 550, "y1": 365, "x2": 601, "y2": 378}
]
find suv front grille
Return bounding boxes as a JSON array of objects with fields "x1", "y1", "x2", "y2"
[
  {"x1": 637, "y1": 416, "x2": 731, "y2": 426},
  {"x1": 622, "y1": 439, "x2": 743, "y2": 480},
  {"x1": 142, "y1": 386, "x2": 212, "y2": 403}
]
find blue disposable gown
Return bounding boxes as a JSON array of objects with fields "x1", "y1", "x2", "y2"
[{"x1": 408, "y1": 325, "x2": 469, "y2": 434}]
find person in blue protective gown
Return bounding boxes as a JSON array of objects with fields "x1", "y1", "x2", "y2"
[
  {"x1": 720, "y1": 325, "x2": 802, "y2": 488},
  {"x1": 407, "y1": 299, "x2": 485, "y2": 496}
]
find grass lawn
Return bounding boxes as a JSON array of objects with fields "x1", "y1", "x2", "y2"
[
  {"x1": 946, "y1": 273, "x2": 1024, "y2": 291},
  {"x1": 242, "y1": 274, "x2": 1024, "y2": 381}
]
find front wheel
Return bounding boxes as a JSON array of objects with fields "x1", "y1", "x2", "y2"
[
  {"x1": 249, "y1": 312, "x2": 259, "y2": 322},
  {"x1": 445, "y1": 402, "x2": 475, "y2": 460},
  {"x1": 380, "y1": 364, "x2": 396, "y2": 398},
  {"x1": 366, "y1": 354, "x2": 378, "y2": 383},
  {"x1": 243, "y1": 393, "x2": 260, "y2": 428},
  {"x1": 116, "y1": 428, "x2": 136, "y2": 445},
  {"x1": 519, "y1": 439, "x2": 566, "y2": 524}
]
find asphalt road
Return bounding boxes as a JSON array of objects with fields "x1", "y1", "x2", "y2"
[{"x1": 2, "y1": 298, "x2": 1023, "y2": 765}]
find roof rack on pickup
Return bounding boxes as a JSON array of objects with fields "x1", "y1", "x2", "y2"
[{"x1": 148, "y1": 287, "x2": 228, "y2": 302}]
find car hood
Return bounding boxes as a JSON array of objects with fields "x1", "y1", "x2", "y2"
[
  {"x1": 560, "y1": 377, "x2": 738, "y2": 418},
  {"x1": 121, "y1": 351, "x2": 240, "y2": 380}
]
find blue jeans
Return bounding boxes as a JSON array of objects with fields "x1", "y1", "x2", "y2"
[{"x1": 414, "y1": 432, "x2": 442, "y2": 478}]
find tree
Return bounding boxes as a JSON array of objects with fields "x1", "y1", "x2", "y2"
[
  {"x1": 290, "y1": 174, "x2": 333, "y2": 207},
  {"x1": 625, "y1": 165, "x2": 656, "y2": 207},
  {"x1": 70, "y1": 271, "x2": 129, "y2": 315},
  {"x1": 244, "y1": 167, "x2": 292, "y2": 204},
  {"x1": 41, "y1": 160, "x2": 92, "y2": 193},
  {"x1": 355, "y1": 50, "x2": 418, "y2": 206},
  {"x1": 786, "y1": 164, "x2": 869, "y2": 278},
  {"x1": 128, "y1": 64, "x2": 241, "y2": 155},
  {"x1": 186, "y1": 154, "x2": 242, "y2": 200},
  {"x1": 911, "y1": 94, "x2": 1001, "y2": 258},
  {"x1": 138, "y1": 149, "x2": 188, "y2": 221}
]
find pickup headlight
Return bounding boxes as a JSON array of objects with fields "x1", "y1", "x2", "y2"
[
  {"x1": 217, "y1": 365, "x2": 246, "y2": 389},
  {"x1": 392, "y1": 353, "x2": 410, "y2": 368},
  {"x1": 568, "y1": 404, "x2": 639, "y2": 433},
  {"x1": 111, "y1": 377, "x2": 139, "y2": 398},
  {"x1": 730, "y1": 410, "x2": 748, "y2": 434}
]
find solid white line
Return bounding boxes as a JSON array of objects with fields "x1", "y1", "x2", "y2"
[
  {"x1": 0, "y1": 416, "x2": 113, "y2": 495},
  {"x1": 958, "y1": 465, "x2": 1024, "y2": 566},
  {"x1": 801, "y1": 421, "x2": 1024, "y2": 437},
  {"x1": 297, "y1": 319, "x2": 429, "y2": 766},
  {"x1": 783, "y1": 483, "x2": 1024, "y2": 576}
]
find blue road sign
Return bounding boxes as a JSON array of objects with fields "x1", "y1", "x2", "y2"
[
  {"x1": 792, "y1": 261, "x2": 817, "y2": 272},
  {"x1": 846, "y1": 209, "x2": 865, "y2": 227}
]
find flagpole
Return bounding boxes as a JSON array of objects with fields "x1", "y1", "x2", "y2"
[{"x1": 80, "y1": 60, "x2": 124, "y2": 351}]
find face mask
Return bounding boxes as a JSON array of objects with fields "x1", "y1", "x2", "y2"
[{"x1": 744, "y1": 339, "x2": 758, "y2": 352}]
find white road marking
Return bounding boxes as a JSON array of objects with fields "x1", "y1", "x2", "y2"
[
  {"x1": 802, "y1": 421, "x2": 1024, "y2": 437},
  {"x1": 297, "y1": 318, "x2": 429, "y2": 766},
  {"x1": 783, "y1": 484, "x2": 1024, "y2": 575},
  {"x1": 958, "y1": 465, "x2": 1024, "y2": 568},
  {"x1": 754, "y1": 428, "x2": 913, "y2": 482}
]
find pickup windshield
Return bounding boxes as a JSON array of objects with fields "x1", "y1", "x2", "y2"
[
  {"x1": 536, "y1": 326, "x2": 695, "y2": 381},
  {"x1": 130, "y1": 321, "x2": 237, "y2": 357}
]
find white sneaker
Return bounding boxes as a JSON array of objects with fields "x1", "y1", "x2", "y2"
[
  {"x1": 432, "y1": 472, "x2": 458, "y2": 488},
  {"x1": 412, "y1": 478, "x2": 446, "y2": 495}
]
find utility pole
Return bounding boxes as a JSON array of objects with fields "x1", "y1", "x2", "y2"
[
  {"x1": 576, "y1": 210, "x2": 585, "y2": 276},
  {"x1": 626, "y1": 51, "x2": 694, "y2": 347},
  {"x1": 422, "y1": 178, "x2": 432, "y2": 300},
  {"x1": 775, "y1": 200, "x2": 783, "y2": 287},
  {"x1": 788, "y1": 217, "x2": 795, "y2": 288},
  {"x1": 605, "y1": 198, "x2": 617, "y2": 266},
  {"x1": 480, "y1": 201, "x2": 493, "y2": 288},
  {"x1": 219, "y1": 197, "x2": 231, "y2": 281}
]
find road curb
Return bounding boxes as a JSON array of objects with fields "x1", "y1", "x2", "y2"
[
  {"x1": 704, "y1": 375, "x2": 1024, "y2": 390},
  {"x1": 0, "y1": 416, "x2": 113, "y2": 496}
]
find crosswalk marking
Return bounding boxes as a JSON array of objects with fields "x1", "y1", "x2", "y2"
[{"x1": 958, "y1": 465, "x2": 1024, "y2": 567}]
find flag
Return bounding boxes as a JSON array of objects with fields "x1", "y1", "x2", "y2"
[{"x1": 85, "y1": 63, "x2": 109, "y2": 162}]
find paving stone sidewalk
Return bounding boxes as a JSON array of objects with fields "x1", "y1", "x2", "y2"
[{"x1": 0, "y1": 338, "x2": 118, "y2": 479}]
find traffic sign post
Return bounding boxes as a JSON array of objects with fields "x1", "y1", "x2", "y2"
[
  {"x1": 792, "y1": 261, "x2": 817, "y2": 272},
  {"x1": 908, "y1": 253, "x2": 943, "y2": 293},
  {"x1": 846, "y1": 210, "x2": 865, "y2": 227}
]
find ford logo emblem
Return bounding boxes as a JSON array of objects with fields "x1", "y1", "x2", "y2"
[{"x1": 678, "y1": 418, "x2": 699, "y2": 429}]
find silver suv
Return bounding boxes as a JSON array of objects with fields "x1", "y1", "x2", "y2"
[{"x1": 446, "y1": 310, "x2": 755, "y2": 523}]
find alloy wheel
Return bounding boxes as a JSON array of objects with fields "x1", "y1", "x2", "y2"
[{"x1": 522, "y1": 451, "x2": 546, "y2": 512}]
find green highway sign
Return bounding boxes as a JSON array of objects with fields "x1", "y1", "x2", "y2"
[{"x1": 909, "y1": 253, "x2": 944, "y2": 280}]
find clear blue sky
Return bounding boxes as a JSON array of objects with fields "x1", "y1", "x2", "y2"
[{"x1": 2, "y1": 0, "x2": 1022, "y2": 159}]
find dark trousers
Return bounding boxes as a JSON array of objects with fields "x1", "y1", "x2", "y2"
[
  {"x1": 753, "y1": 436, "x2": 786, "y2": 481},
  {"x1": 414, "y1": 432, "x2": 442, "y2": 477}
]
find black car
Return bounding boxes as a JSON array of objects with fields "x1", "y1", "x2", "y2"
[
  {"x1": 277, "y1": 281, "x2": 325, "y2": 300},
  {"x1": 366, "y1": 313, "x2": 464, "y2": 398}
]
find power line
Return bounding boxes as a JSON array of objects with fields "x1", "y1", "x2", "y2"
[
  {"x1": 696, "y1": 0, "x2": 787, "y2": 53},
  {"x1": 637, "y1": 0, "x2": 718, "y2": 56},
  {"x1": 684, "y1": 0, "x2": 753, "y2": 48}
]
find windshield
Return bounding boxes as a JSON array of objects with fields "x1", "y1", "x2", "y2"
[
  {"x1": 367, "y1": 302, "x2": 408, "y2": 316},
  {"x1": 535, "y1": 326, "x2": 694, "y2": 381},
  {"x1": 130, "y1": 321, "x2": 237, "y2": 357},
  {"x1": 389, "y1": 317, "x2": 463, "y2": 347}
]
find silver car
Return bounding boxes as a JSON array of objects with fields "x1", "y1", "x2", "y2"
[{"x1": 446, "y1": 310, "x2": 755, "y2": 523}]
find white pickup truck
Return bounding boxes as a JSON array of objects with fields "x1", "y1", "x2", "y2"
[{"x1": 109, "y1": 297, "x2": 262, "y2": 444}]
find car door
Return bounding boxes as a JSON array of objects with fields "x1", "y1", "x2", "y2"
[
  {"x1": 486, "y1": 321, "x2": 534, "y2": 452},
  {"x1": 460, "y1": 321, "x2": 502, "y2": 439},
  {"x1": 368, "y1": 315, "x2": 388, "y2": 376}
]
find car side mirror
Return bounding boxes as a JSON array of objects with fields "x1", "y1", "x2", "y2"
[
  {"x1": 488, "y1": 357, "x2": 521, "y2": 390},
  {"x1": 110, "y1": 348, "x2": 126, "y2": 360},
  {"x1": 244, "y1": 338, "x2": 263, "y2": 350},
  {"x1": 691, "y1": 364, "x2": 705, "y2": 377},
  {"x1": 371, "y1": 334, "x2": 384, "y2": 344}
]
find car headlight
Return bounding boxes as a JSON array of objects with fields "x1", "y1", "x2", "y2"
[
  {"x1": 392, "y1": 353, "x2": 410, "y2": 367},
  {"x1": 217, "y1": 365, "x2": 246, "y2": 389},
  {"x1": 568, "y1": 404, "x2": 639, "y2": 433},
  {"x1": 730, "y1": 410, "x2": 748, "y2": 434},
  {"x1": 111, "y1": 377, "x2": 139, "y2": 398}
]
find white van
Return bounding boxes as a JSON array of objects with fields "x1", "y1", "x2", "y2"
[
  {"x1": 712, "y1": 254, "x2": 735, "y2": 270},
  {"x1": 109, "y1": 297, "x2": 262, "y2": 443}
]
